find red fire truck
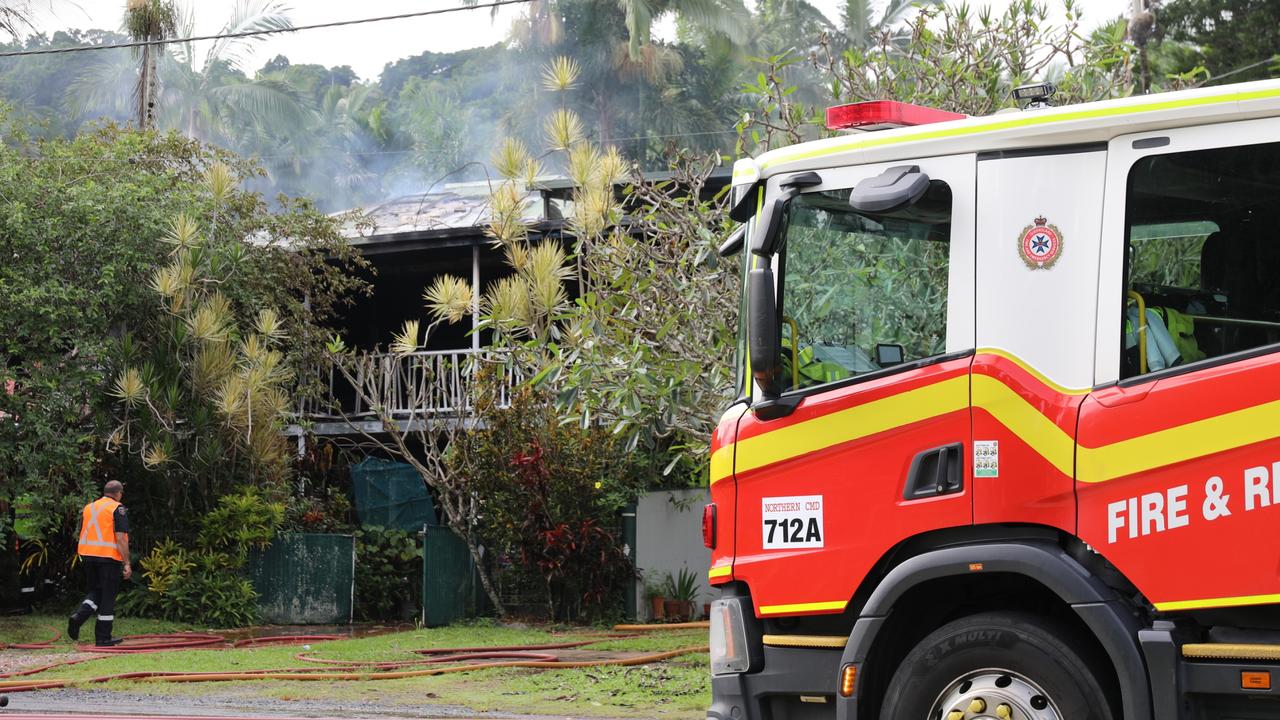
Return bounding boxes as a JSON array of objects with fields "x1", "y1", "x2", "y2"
[{"x1": 706, "y1": 80, "x2": 1280, "y2": 720}]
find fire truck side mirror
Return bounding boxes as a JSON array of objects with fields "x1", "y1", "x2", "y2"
[
  {"x1": 748, "y1": 172, "x2": 821, "y2": 256},
  {"x1": 749, "y1": 192, "x2": 792, "y2": 256},
  {"x1": 749, "y1": 265, "x2": 783, "y2": 398},
  {"x1": 849, "y1": 165, "x2": 930, "y2": 213}
]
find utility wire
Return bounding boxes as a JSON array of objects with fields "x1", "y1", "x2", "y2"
[
  {"x1": 1199, "y1": 53, "x2": 1280, "y2": 87},
  {"x1": 0, "y1": 0, "x2": 536, "y2": 58}
]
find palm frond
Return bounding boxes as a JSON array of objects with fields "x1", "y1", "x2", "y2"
[
  {"x1": 492, "y1": 137, "x2": 532, "y2": 181},
  {"x1": 390, "y1": 319, "x2": 421, "y2": 355},
  {"x1": 486, "y1": 182, "x2": 532, "y2": 247},
  {"x1": 204, "y1": 0, "x2": 294, "y2": 74},
  {"x1": 665, "y1": 0, "x2": 750, "y2": 40},
  {"x1": 619, "y1": 0, "x2": 654, "y2": 57},
  {"x1": 541, "y1": 56, "x2": 582, "y2": 93},
  {"x1": 205, "y1": 162, "x2": 237, "y2": 205},
  {"x1": 209, "y1": 79, "x2": 313, "y2": 134},
  {"x1": 567, "y1": 143, "x2": 602, "y2": 188},
  {"x1": 254, "y1": 308, "x2": 287, "y2": 341},
  {"x1": 544, "y1": 108, "x2": 585, "y2": 150},
  {"x1": 162, "y1": 213, "x2": 202, "y2": 252},
  {"x1": 111, "y1": 368, "x2": 148, "y2": 408},
  {"x1": 483, "y1": 275, "x2": 534, "y2": 331},
  {"x1": 424, "y1": 275, "x2": 474, "y2": 325}
]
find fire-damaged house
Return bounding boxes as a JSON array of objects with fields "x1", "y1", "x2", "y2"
[{"x1": 292, "y1": 172, "x2": 730, "y2": 438}]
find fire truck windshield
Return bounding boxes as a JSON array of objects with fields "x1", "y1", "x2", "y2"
[{"x1": 772, "y1": 182, "x2": 952, "y2": 393}]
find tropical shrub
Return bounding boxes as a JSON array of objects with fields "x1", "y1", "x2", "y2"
[
  {"x1": 449, "y1": 377, "x2": 648, "y2": 621},
  {"x1": 0, "y1": 115, "x2": 367, "y2": 571},
  {"x1": 354, "y1": 526, "x2": 422, "y2": 620},
  {"x1": 121, "y1": 487, "x2": 283, "y2": 626}
]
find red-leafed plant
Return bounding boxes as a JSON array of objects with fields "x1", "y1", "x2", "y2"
[{"x1": 450, "y1": 374, "x2": 646, "y2": 621}]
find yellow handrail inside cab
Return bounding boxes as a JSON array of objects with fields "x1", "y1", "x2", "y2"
[
  {"x1": 1127, "y1": 290, "x2": 1148, "y2": 375},
  {"x1": 783, "y1": 315, "x2": 800, "y2": 389}
]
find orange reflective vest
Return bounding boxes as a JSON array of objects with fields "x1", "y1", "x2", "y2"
[{"x1": 78, "y1": 497, "x2": 123, "y2": 561}]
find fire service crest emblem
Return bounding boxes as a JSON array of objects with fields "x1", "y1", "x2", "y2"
[{"x1": 1018, "y1": 216, "x2": 1063, "y2": 270}]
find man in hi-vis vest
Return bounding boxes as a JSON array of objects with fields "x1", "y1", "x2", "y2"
[{"x1": 68, "y1": 480, "x2": 131, "y2": 646}]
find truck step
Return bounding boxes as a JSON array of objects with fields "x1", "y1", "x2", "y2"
[
  {"x1": 1183, "y1": 643, "x2": 1280, "y2": 661},
  {"x1": 762, "y1": 634, "x2": 847, "y2": 649}
]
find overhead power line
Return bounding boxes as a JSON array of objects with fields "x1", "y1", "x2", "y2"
[
  {"x1": 1200, "y1": 54, "x2": 1280, "y2": 87},
  {"x1": 0, "y1": 0, "x2": 536, "y2": 58}
]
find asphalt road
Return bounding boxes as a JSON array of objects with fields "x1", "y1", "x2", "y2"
[
  {"x1": 2, "y1": 713, "x2": 504, "y2": 720},
  {"x1": 0, "y1": 691, "x2": 598, "y2": 720}
]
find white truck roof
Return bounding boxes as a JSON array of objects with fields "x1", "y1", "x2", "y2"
[{"x1": 734, "y1": 79, "x2": 1280, "y2": 185}]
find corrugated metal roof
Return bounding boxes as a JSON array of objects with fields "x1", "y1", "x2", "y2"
[{"x1": 338, "y1": 184, "x2": 549, "y2": 243}]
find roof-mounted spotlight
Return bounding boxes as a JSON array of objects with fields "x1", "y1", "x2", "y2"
[{"x1": 1012, "y1": 82, "x2": 1057, "y2": 109}]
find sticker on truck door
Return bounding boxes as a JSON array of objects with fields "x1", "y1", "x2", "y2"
[{"x1": 762, "y1": 495, "x2": 824, "y2": 549}]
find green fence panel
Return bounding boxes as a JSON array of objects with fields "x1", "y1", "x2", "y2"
[
  {"x1": 350, "y1": 458, "x2": 438, "y2": 531},
  {"x1": 422, "y1": 525, "x2": 477, "y2": 627},
  {"x1": 248, "y1": 533, "x2": 354, "y2": 624}
]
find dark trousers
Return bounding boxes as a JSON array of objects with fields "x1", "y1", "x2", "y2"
[{"x1": 73, "y1": 558, "x2": 121, "y2": 642}]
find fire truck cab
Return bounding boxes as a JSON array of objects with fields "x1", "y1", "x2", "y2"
[{"x1": 708, "y1": 79, "x2": 1280, "y2": 720}]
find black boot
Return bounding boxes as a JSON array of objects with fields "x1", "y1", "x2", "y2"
[
  {"x1": 66, "y1": 602, "x2": 95, "y2": 641},
  {"x1": 93, "y1": 617, "x2": 121, "y2": 646}
]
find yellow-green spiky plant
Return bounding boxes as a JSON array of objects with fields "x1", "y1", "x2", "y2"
[{"x1": 110, "y1": 161, "x2": 296, "y2": 491}]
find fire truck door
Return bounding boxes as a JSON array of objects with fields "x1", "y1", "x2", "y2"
[
  {"x1": 729, "y1": 153, "x2": 975, "y2": 618},
  {"x1": 1082, "y1": 116, "x2": 1280, "y2": 612},
  {"x1": 973, "y1": 148, "x2": 1107, "y2": 530}
]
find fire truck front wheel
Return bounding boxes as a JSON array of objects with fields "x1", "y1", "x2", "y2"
[{"x1": 878, "y1": 611, "x2": 1116, "y2": 720}]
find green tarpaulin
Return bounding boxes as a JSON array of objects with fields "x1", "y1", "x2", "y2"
[{"x1": 350, "y1": 458, "x2": 437, "y2": 530}]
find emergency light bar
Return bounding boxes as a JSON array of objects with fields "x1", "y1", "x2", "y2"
[{"x1": 825, "y1": 100, "x2": 965, "y2": 131}]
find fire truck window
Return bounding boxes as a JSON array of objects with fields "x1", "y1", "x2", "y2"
[
  {"x1": 1123, "y1": 140, "x2": 1280, "y2": 379},
  {"x1": 777, "y1": 181, "x2": 951, "y2": 392}
]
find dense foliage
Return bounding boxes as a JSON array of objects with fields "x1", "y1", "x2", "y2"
[
  {"x1": 0, "y1": 116, "x2": 367, "y2": 600},
  {"x1": 1162, "y1": 0, "x2": 1280, "y2": 83},
  {"x1": 353, "y1": 526, "x2": 422, "y2": 621},
  {"x1": 449, "y1": 381, "x2": 648, "y2": 621},
  {"x1": 120, "y1": 487, "x2": 284, "y2": 627},
  {"x1": 5, "y1": 0, "x2": 1224, "y2": 213}
]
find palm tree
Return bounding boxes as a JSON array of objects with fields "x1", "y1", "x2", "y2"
[
  {"x1": 512, "y1": 0, "x2": 750, "y2": 58},
  {"x1": 616, "y1": 0, "x2": 751, "y2": 57},
  {"x1": 841, "y1": 0, "x2": 940, "y2": 50},
  {"x1": 77, "y1": 1, "x2": 306, "y2": 143},
  {"x1": 164, "y1": 0, "x2": 305, "y2": 141},
  {"x1": 0, "y1": 0, "x2": 33, "y2": 41},
  {"x1": 125, "y1": 0, "x2": 177, "y2": 129}
]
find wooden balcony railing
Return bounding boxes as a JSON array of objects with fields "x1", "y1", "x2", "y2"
[{"x1": 295, "y1": 349, "x2": 522, "y2": 426}]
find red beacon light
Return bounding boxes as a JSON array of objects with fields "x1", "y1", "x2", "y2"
[{"x1": 825, "y1": 100, "x2": 966, "y2": 131}]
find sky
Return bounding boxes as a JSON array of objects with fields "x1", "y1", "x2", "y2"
[{"x1": 28, "y1": 0, "x2": 1130, "y2": 83}]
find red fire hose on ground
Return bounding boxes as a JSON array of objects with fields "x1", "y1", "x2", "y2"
[{"x1": 0, "y1": 624, "x2": 709, "y2": 696}]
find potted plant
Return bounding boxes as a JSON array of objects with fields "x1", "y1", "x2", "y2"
[
  {"x1": 667, "y1": 567, "x2": 699, "y2": 622},
  {"x1": 645, "y1": 579, "x2": 666, "y2": 621}
]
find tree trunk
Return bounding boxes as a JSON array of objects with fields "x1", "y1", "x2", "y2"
[
  {"x1": 137, "y1": 46, "x2": 151, "y2": 129},
  {"x1": 463, "y1": 527, "x2": 506, "y2": 615},
  {"x1": 145, "y1": 45, "x2": 160, "y2": 129}
]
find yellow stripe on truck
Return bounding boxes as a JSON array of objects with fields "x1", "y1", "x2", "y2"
[
  {"x1": 756, "y1": 86, "x2": 1280, "y2": 173},
  {"x1": 759, "y1": 600, "x2": 849, "y2": 615},
  {"x1": 1156, "y1": 592, "x2": 1280, "y2": 613},
  {"x1": 1076, "y1": 397, "x2": 1280, "y2": 483},
  {"x1": 714, "y1": 360, "x2": 1280, "y2": 487},
  {"x1": 721, "y1": 376, "x2": 969, "y2": 485},
  {"x1": 971, "y1": 374, "x2": 1076, "y2": 477}
]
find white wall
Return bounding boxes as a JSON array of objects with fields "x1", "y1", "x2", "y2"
[{"x1": 634, "y1": 488, "x2": 712, "y2": 620}]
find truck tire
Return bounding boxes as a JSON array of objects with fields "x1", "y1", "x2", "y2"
[{"x1": 879, "y1": 611, "x2": 1115, "y2": 720}]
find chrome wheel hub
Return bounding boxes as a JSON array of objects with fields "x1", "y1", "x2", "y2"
[{"x1": 928, "y1": 668, "x2": 1063, "y2": 720}]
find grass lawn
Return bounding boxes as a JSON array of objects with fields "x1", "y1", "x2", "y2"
[{"x1": 0, "y1": 615, "x2": 711, "y2": 718}]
